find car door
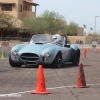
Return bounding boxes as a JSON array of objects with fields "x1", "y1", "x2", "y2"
[{"x1": 59, "y1": 46, "x2": 70, "y2": 61}]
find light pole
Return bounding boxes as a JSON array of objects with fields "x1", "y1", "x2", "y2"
[
  {"x1": 97, "y1": 30, "x2": 99, "y2": 34},
  {"x1": 94, "y1": 16, "x2": 99, "y2": 34}
]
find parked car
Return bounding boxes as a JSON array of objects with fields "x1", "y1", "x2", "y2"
[
  {"x1": 9, "y1": 34, "x2": 80, "y2": 68},
  {"x1": 92, "y1": 38, "x2": 97, "y2": 47}
]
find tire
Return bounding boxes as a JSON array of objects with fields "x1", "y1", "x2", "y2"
[
  {"x1": 72, "y1": 49, "x2": 80, "y2": 66},
  {"x1": 9, "y1": 54, "x2": 22, "y2": 67},
  {"x1": 51, "y1": 51, "x2": 62, "y2": 68}
]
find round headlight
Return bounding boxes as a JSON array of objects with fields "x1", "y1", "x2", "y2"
[
  {"x1": 44, "y1": 51, "x2": 50, "y2": 57},
  {"x1": 12, "y1": 50, "x2": 18, "y2": 55}
]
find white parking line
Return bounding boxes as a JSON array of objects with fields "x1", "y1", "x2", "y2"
[{"x1": 0, "y1": 83, "x2": 100, "y2": 96}]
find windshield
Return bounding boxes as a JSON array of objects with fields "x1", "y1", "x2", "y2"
[
  {"x1": 29, "y1": 34, "x2": 66, "y2": 46},
  {"x1": 30, "y1": 34, "x2": 53, "y2": 43}
]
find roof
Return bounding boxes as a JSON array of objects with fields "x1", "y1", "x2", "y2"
[
  {"x1": 23, "y1": 0, "x2": 39, "y2": 6},
  {"x1": 0, "y1": 2, "x2": 15, "y2": 6}
]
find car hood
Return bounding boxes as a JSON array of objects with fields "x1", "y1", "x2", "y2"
[{"x1": 19, "y1": 42, "x2": 54, "y2": 55}]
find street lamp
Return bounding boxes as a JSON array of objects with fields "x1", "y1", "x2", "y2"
[
  {"x1": 97, "y1": 30, "x2": 99, "y2": 34},
  {"x1": 94, "y1": 16, "x2": 99, "y2": 34}
]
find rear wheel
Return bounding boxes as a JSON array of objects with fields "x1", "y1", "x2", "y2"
[
  {"x1": 51, "y1": 51, "x2": 62, "y2": 68},
  {"x1": 9, "y1": 54, "x2": 22, "y2": 67},
  {"x1": 72, "y1": 49, "x2": 80, "y2": 66}
]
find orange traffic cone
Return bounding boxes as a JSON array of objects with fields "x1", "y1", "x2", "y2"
[
  {"x1": 73, "y1": 63, "x2": 89, "y2": 88},
  {"x1": 31, "y1": 65, "x2": 51, "y2": 94},
  {"x1": 82, "y1": 48, "x2": 87, "y2": 58},
  {"x1": 82, "y1": 52, "x2": 86, "y2": 58},
  {"x1": 84, "y1": 48, "x2": 87, "y2": 53},
  {"x1": 87, "y1": 48, "x2": 90, "y2": 52},
  {"x1": 8, "y1": 46, "x2": 11, "y2": 50},
  {"x1": 95, "y1": 48, "x2": 98, "y2": 53}
]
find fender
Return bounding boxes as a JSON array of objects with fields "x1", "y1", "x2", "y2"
[
  {"x1": 11, "y1": 44, "x2": 26, "y2": 52},
  {"x1": 41, "y1": 47, "x2": 60, "y2": 63},
  {"x1": 65, "y1": 48, "x2": 75, "y2": 62},
  {"x1": 70, "y1": 44, "x2": 79, "y2": 50},
  {"x1": 11, "y1": 44, "x2": 26, "y2": 62}
]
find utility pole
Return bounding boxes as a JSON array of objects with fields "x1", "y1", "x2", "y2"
[{"x1": 94, "y1": 16, "x2": 99, "y2": 34}]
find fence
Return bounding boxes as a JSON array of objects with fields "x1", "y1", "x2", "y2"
[
  {"x1": 1, "y1": 36, "x2": 100, "y2": 44},
  {"x1": 67, "y1": 36, "x2": 100, "y2": 44},
  {"x1": 0, "y1": 37, "x2": 21, "y2": 41},
  {"x1": 0, "y1": 37, "x2": 30, "y2": 42},
  {"x1": 67, "y1": 36, "x2": 86, "y2": 44},
  {"x1": 1, "y1": 41, "x2": 9, "y2": 46}
]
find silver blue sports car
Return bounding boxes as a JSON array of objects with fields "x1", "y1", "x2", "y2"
[{"x1": 9, "y1": 34, "x2": 80, "y2": 68}]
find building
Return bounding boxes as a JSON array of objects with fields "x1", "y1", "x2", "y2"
[
  {"x1": 77, "y1": 27, "x2": 84, "y2": 36},
  {"x1": 0, "y1": 0, "x2": 39, "y2": 20},
  {"x1": 0, "y1": 0, "x2": 84, "y2": 39},
  {"x1": 55, "y1": 20, "x2": 84, "y2": 36},
  {"x1": 0, "y1": 0, "x2": 39, "y2": 39}
]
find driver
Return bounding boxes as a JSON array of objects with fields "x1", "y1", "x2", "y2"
[{"x1": 52, "y1": 34, "x2": 65, "y2": 46}]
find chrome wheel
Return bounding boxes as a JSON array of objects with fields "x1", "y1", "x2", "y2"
[
  {"x1": 73, "y1": 49, "x2": 80, "y2": 66},
  {"x1": 52, "y1": 51, "x2": 62, "y2": 68},
  {"x1": 56, "y1": 54, "x2": 62, "y2": 67}
]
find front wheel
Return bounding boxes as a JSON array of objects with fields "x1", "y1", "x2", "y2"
[
  {"x1": 51, "y1": 51, "x2": 62, "y2": 68},
  {"x1": 9, "y1": 54, "x2": 22, "y2": 67},
  {"x1": 73, "y1": 49, "x2": 80, "y2": 66}
]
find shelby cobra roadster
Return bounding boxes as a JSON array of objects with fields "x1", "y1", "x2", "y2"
[{"x1": 9, "y1": 34, "x2": 80, "y2": 68}]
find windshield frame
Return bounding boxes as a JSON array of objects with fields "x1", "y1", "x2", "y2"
[{"x1": 29, "y1": 34, "x2": 53, "y2": 43}]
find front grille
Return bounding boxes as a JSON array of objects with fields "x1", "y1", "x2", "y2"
[
  {"x1": 20, "y1": 53, "x2": 39, "y2": 65},
  {"x1": 20, "y1": 57, "x2": 38, "y2": 61},
  {"x1": 21, "y1": 53, "x2": 38, "y2": 57},
  {"x1": 25, "y1": 61, "x2": 36, "y2": 65}
]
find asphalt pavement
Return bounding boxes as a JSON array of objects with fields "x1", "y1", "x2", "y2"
[{"x1": 0, "y1": 45, "x2": 100, "y2": 100}]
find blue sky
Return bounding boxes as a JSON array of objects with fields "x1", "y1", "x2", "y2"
[{"x1": 33, "y1": 0, "x2": 100, "y2": 34}]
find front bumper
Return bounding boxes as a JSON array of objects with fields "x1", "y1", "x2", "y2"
[
  {"x1": 12, "y1": 52, "x2": 53, "y2": 66},
  {"x1": 19, "y1": 55, "x2": 43, "y2": 66}
]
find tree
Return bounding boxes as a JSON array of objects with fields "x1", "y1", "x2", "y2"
[
  {"x1": 88, "y1": 33, "x2": 100, "y2": 38},
  {"x1": 21, "y1": 10, "x2": 65, "y2": 34},
  {"x1": 63, "y1": 22, "x2": 78, "y2": 36},
  {"x1": 21, "y1": 17, "x2": 47, "y2": 34},
  {"x1": 39, "y1": 10, "x2": 65, "y2": 34},
  {"x1": 0, "y1": 11, "x2": 20, "y2": 42},
  {"x1": 0, "y1": 11, "x2": 20, "y2": 31}
]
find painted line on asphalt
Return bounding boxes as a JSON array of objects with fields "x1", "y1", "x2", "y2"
[
  {"x1": 0, "y1": 57, "x2": 8, "y2": 59},
  {"x1": 0, "y1": 83, "x2": 100, "y2": 96}
]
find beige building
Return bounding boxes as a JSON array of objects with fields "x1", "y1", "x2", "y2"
[
  {"x1": 0, "y1": 0, "x2": 84, "y2": 38},
  {"x1": 56, "y1": 20, "x2": 84, "y2": 36},
  {"x1": 0, "y1": 0, "x2": 39, "y2": 20},
  {"x1": 77, "y1": 27, "x2": 84, "y2": 36}
]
